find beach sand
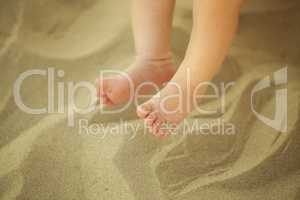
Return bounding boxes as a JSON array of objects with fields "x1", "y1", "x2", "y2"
[{"x1": 0, "y1": 0, "x2": 300, "y2": 199}]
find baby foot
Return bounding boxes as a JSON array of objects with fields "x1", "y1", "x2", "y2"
[
  {"x1": 137, "y1": 83, "x2": 189, "y2": 137},
  {"x1": 137, "y1": 67, "x2": 210, "y2": 137},
  {"x1": 96, "y1": 57, "x2": 176, "y2": 107}
]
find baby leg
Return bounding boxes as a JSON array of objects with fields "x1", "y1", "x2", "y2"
[
  {"x1": 137, "y1": 0, "x2": 243, "y2": 136},
  {"x1": 96, "y1": 0, "x2": 176, "y2": 107}
]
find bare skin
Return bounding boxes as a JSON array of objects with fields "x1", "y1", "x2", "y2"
[
  {"x1": 97, "y1": 0, "x2": 243, "y2": 136},
  {"x1": 96, "y1": 0, "x2": 175, "y2": 107},
  {"x1": 96, "y1": 57, "x2": 176, "y2": 107}
]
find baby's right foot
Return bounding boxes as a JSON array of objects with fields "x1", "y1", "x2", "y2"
[{"x1": 96, "y1": 57, "x2": 176, "y2": 107}]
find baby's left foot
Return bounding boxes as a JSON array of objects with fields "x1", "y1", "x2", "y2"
[
  {"x1": 137, "y1": 65, "x2": 216, "y2": 137},
  {"x1": 136, "y1": 90, "x2": 185, "y2": 137},
  {"x1": 137, "y1": 68, "x2": 200, "y2": 137}
]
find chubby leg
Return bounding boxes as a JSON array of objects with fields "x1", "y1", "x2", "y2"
[
  {"x1": 137, "y1": 0, "x2": 243, "y2": 136},
  {"x1": 96, "y1": 0, "x2": 176, "y2": 107}
]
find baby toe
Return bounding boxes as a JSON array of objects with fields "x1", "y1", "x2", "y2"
[
  {"x1": 101, "y1": 95, "x2": 109, "y2": 103},
  {"x1": 157, "y1": 121, "x2": 174, "y2": 138},
  {"x1": 96, "y1": 78, "x2": 112, "y2": 93},
  {"x1": 100, "y1": 94, "x2": 114, "y2": 107},
  {"x1": 158, "y1": 131, "x2": 169, "y2": 139},
  {"x1": 145, "y1": 112, "x2": 159, "y2": 126},
  {"x1": 156, "y1": 128, "x2": 168, "y2": 139},
  {"x1": 152, "y1": 120, "x2": 162, "y2": 135},
  {"x1": 137, "y1": 102, "x2": 154, "y2": 119}
]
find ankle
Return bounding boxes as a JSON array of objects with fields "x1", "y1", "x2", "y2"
[{"x1": 135, "y1": 52, "x2": 173, "y2": 63}]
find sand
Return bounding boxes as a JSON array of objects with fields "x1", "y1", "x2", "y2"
[{"x1": 0, "y1": 0, "x2": 300, "y2": 200}]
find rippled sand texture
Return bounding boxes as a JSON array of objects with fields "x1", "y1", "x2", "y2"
[{"x1": 0, "y1": 0, "x2": 300, "y2": 200}]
